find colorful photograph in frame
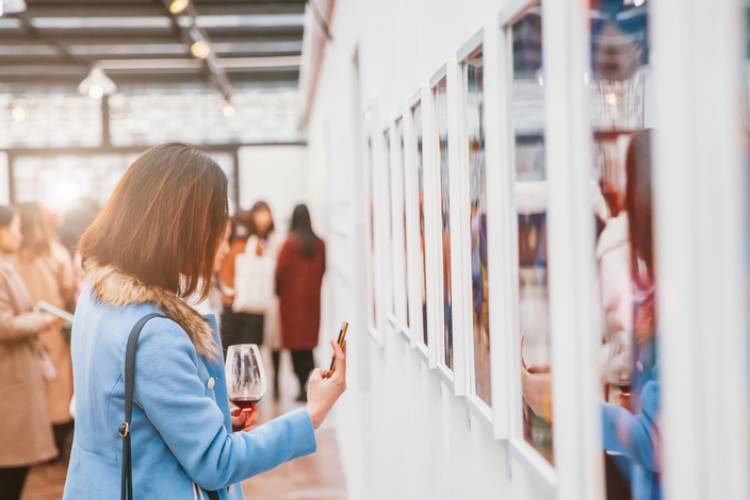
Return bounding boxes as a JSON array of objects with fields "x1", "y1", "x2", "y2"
[{"x1": 434, "y1": 77, "x2": 454, "y2": 370}]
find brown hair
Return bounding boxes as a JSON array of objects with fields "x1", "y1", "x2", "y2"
[
  {"x1": 625, "y1": 129, "x2": 654, "y2": 284},
  {"x1": 247, "y1": 200, "x2": 275, "y2": 239},
  {"x1": 79, "y1": 143, "x2": 228, "y2": 299},
  {"x1": 17, "y1": 202, "x2": 53, "y2": 259}
]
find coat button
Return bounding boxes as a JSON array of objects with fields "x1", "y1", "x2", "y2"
[{"x1": 207, "y1": 377, "x2": 215, "y2": 390}]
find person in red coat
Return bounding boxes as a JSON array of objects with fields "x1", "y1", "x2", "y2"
[{"x1": 275, "y1": 204, "x2": 326, "y2": 402}]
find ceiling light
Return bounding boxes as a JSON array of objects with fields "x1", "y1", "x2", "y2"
[
  {"x1": 221, "y1": 99, "x2": 235, "y2": 117},
  {"x1": 169, "y1": 0, "x2": 189, "y2": 14},
  {"x1": 189, "y1": 27, "x2": 211, "y2": 59},
  {"x1": 605, "y1": 91, "x2": 618, "y2": 106},
  {"x1": 78, "y1": 66, "x2": 117, "y2": 100},
  {"x1": 10, "y1": 100, "x2": 27, "y2": 122},
  {"x1": 190, "y1": 40, "x2": 210, "y2": 59}
]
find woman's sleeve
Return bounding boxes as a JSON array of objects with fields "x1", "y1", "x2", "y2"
[
  {"x1": 134, "y1": 318, "x2": 317, "y2": 491},
  {"x1": 0, "y1": 280, "x2": 49, "y2": 342},
  {"x1": 601, "y1": 381, "x2": 660, "y2": 472}
]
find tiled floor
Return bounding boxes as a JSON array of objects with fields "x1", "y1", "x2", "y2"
[{"x1": 22, "y1": 352, "x2": 348, "y2": 500}]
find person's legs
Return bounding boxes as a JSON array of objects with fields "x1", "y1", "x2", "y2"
[
  {"x1": 247, "y1": 314, "x2": 265, "y2": 346},
  {"x1": 291, "y1": 349, "x2": 315, "y2": 402},
  {"x1": 220, "y1": 307, "x2": 237, "y2": 354},
  {"x1": 271, "y1": 349, "x2": 281, "y2": 401},
  {"x1": 0, "y1": 466, "x2": 30, "y2": 500},
  {"x1": 234, "y1": 313, "x2": 265, "y2": 346},
  {"x1": 52, "y1": 421, "x2": 74, "y2": 463}
]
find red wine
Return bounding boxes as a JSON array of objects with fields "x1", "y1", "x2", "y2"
[{"x1": 230, "y1": 396, "x2": 261, "y2": 410}]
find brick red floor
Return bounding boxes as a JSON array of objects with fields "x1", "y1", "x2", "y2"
[{"x1": 22, "y1": 352, "x2": 347, "y2": 500}]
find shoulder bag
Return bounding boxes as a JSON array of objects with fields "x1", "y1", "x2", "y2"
[{"x1": 119, "y1": 313, "x2": 221, "y2": 500}]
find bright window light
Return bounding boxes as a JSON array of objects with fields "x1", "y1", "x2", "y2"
[
  {"x1": 177, "y1": 14, "x2": 304, "y2": 29},
  {"x1": 67, "y1": 44, "x2": 186, "y2": 56},
  {"x1": 44, "y1": 178, "x2": 84, "y2": 213},
  {"x1": 31, "y1": 17, "x2": 172, "y2": 29}
]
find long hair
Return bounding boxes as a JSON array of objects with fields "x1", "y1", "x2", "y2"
[
  {"x1": 17, "y1": 202, "x2": 53, "y2": 259},
  {"x1": 624, "y1": 129, "x2": 654, "y2": 285},
  {"x1": 79, "y1": 143, "x2": 229, "y2": 300},
  {"x1": 247, "y1": 200, "x2": 275, "y2": 239},
  {"x1": 290, "y1": 204, "x2": 317, "y2": 258}
]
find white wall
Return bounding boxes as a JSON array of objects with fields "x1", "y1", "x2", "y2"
[
  {"x1": 237, "y1": 145, "x2": 308, "y2": 231},
  {"x1": 304, "y1": 1, "x2": 528, "y2": 499}
]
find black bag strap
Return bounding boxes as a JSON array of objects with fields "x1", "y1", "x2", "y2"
[{"x1": 119, "y1": 313, "x2": 221, "y2": 500}]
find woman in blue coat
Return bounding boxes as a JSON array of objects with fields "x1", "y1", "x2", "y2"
[{"x1": 63, "y1": 143, "x2": 347, "y2": 499}]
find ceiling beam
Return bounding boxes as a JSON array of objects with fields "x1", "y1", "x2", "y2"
[
  {"x1": 23, "y1": 2, "x2": 305, "y2": 17},
  {"x1": 0, "y1": 34, "x2": 302, "y2": 45},
  {"x1": 0, "y1": 69, "x2": 300, "y2": 86}
]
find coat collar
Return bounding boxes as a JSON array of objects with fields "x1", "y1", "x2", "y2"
[{"x1": 84, "y1": 260, "x2": 218, "y2": 359}]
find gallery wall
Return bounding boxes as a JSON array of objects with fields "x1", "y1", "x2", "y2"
[
  {"x1": 303, "y1": 1, "x2": 750, "y2": 500},
  {"x1": 305, "y1": 1, "x2": 529, "y2": 499}
]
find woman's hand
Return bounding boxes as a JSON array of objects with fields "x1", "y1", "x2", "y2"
[
  {"x1": 306, "y1": 340, "x2": 347, "y2": 429},
  {"x1": 231, "y1": 407, "x2": 258, "y2": 432},
  {"x1": 46, "y1": 314, "x2": 66, "y2": 330}
]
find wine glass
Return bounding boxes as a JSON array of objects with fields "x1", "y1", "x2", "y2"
[{"x1": 225, "y1": 344, "x2": 267, "y2": 415}]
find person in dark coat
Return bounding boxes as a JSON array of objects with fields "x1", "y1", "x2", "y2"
[{"x1": 275, "y1": 204, "x2": 326, "y2": 402}]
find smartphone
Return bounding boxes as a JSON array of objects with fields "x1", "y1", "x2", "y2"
[
  {"x1": 329, "y1": 321, "x2": 349, "y2": 371},
  {"x1": 34, "y1": 300, "x2": 74, "y2": 325}
]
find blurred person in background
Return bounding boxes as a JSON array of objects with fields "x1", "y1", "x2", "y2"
[
  {"x1": 220, "y1": 202, "x2": 283, "y2": 399},
  {"x1": 276, "y1": 204, "x2": 326, "y2": 403},
  {"x1": 0, "y1": 205, "x2": 62, "y2": 500},
  {"x1": 56, "y1": 197, "x2": 101, "y2": 302},
  {"x1": 57, "y1": 197, "x2": 100, "y2": 257},
  {"x1": 218, "y1": 214, "x2": 248, "y2": 351},
  {"x1": 15, "y1": 202, "x2": 76, "y2": 462},
  {"x1": 187, "y1": 222, "x2": 231, "y2": 326}
]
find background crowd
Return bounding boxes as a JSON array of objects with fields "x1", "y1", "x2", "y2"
[{"x1": 0, "y1": 198, "x2": 325, "y2": 500}]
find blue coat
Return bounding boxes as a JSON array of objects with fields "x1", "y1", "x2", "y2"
[{"x1": 63, "y1": 285, "x2": 317, "y2": 499}]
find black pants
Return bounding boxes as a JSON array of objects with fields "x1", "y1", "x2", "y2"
[
  {"x1": 271, "y1": 349, "x2": 281, "y2": 398},
  {"x1": 290, "y1": 349, "x2": 315, "y2": 396},
  {"x1": 222, "y1": 310, "x2": 264, "y2": 349},
  {"x1": 53, "y1": 421, "x2": 74, "y2": 462},
  {"x1": 0, "y1": 466, "x2": 29, "y2": 500}
]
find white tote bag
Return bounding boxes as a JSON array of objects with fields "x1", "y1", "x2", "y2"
[{"x1": 232, "y1": 236, "x2": 276, "y2": 314}]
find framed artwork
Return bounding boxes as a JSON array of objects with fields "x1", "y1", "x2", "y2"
[
  {"x1": 383, "y1": 127, "x2": 396, "y2": 323},
  {"x1": 506, "y1": 1, "x2": 556, "y2": 467},
  {"x1": 589, "y1": 3, "x2": 661, "y2": 499},
  {"x1": 396, "y1": 117, "x2": 411, "y2": 336},
  {"x1": 366, "y1": 136, "x2": 380, "y2": 336},
  {"x1": 432, "y1": 74, "x2": 455, "y2": 373},
  {"x1": 410, "y1": 99, "x2": 431, "y2": 355},
  {"x1": 461, "y1": 44, "x2": 492, "y2": 408}
]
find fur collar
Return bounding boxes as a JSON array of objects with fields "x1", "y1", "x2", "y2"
[{"x1": 84, "y1": 260, "x2": 218, "y2": 359}]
